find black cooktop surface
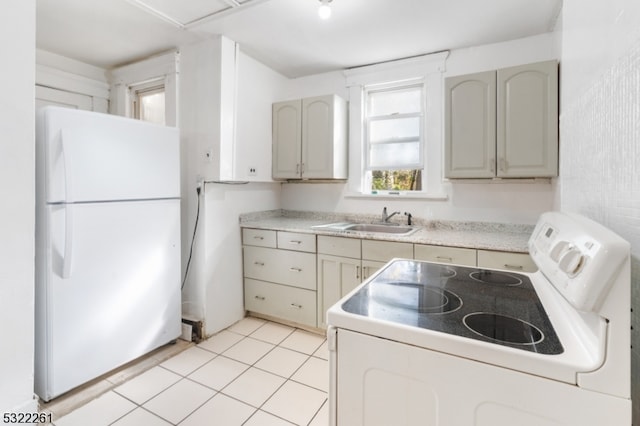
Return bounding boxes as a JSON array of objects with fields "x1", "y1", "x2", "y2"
[{"x1": 341, "y1": 259, "x2": 563, "y2": 355}]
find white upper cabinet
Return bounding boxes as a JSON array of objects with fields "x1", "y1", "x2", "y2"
[
  {"x1": 497, "y1": 61, "x2": 558, "y2": 178},
  {"x1": 444, "y1": 70, "x2": 496, "y2": 178},
  {"x1": 444, "y1": 60, "x2": 558, "y2": 179},
  {"x1": 272, "y1": 100, "x2": 303, "y2": 179},
  {"x1": 272, "y1": 94, "x2": 347, "y2": 180}
]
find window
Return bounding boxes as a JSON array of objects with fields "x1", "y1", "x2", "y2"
[
  {"x1": 131, "y1": 83, "x2": 166, "y2": 125},
  {"x1": 364, "y1": 82, "x2": 424, "y2": 192}
]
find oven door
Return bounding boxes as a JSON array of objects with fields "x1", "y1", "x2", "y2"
[{"x1": 329, "y1": 328, "x2": 629, "y2": 426}]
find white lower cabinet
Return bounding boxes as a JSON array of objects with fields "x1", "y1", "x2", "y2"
[
  {"x1": 317, "y1": 236, "x2": 362, "y2": 328},
  {"x1": 317, "y1": 254, "x2": 361, "y2": 328},
  {"x1": 244, "y1": 279, "x2": 316, "y2": 326},
  {"x1": 477, "y1": 249, "x2": 537, "y2": 272},
  {"x1": 243, "y1": 246, "x2": 316, "y2": 290},
  {"x1": 414, "y1": 244, "x2": 477, "y2": 267},
  {"x1": 242, "y1": 230, "x2": 317, "y2": 327}
]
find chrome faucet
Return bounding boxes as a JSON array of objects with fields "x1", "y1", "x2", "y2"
[{"x1": 381, "y1": 207, "x2": 401, "y2": 223}]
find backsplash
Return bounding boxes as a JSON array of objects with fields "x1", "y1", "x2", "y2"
[{"x1": 560, "y1": 36, "x2": 640, "y2": 422}]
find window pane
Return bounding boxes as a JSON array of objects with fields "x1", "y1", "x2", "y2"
[
  {"x1": 370, "y1": 141, "x2": 420, "y2": 168},
  {"x1": 371, "y1": 169, "x2": 422, "y2": 191},
  {"x1": 369, "y1": 117, "x2": 420, "y2": 142},
  {"x1": 139, "y1": 91, "x2": 165, "y2": 125},
  {"x1": 368, "y1": 87, "x2": 421, "y2": 116}
]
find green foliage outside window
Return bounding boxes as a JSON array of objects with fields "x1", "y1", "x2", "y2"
[{"x1": 371, "y1": 169, "x2": 422, "y2": 191}]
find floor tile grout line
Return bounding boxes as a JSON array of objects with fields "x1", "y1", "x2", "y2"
[{"x1": 306, "y1": 398, "x2": 329, "y2": 426}]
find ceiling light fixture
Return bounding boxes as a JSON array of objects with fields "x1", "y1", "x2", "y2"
[{"x1": 318, "y1": 0, "x2": 332, "y2": 20}]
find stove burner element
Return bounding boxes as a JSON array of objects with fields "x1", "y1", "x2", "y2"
[
  {"x1": 469, "y1": 270, "x2": 523, "y2": 286},
  {"x1": 463, "y1": 313, "x2": 544, "y2": 345},
  {"x1": 371, "y1": 282, "x2": 462, "y2": 314}
]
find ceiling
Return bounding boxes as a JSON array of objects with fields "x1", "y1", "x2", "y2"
[{"x1": 36, "y1": 0, "x2": 562, "y2": 78}]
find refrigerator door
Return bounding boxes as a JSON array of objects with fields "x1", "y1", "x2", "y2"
[
  {"x1": 39, "y1": 106, "x2": 180, "y2": 203},
  {"x1": 35, "y1": 199, "x2": 181, "y2": 401}
]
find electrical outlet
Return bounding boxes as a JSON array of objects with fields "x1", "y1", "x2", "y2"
[{"x1": 248, "y1": 167, "x2": 257, "y2": 176}]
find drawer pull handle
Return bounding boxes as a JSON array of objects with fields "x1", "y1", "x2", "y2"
[
  {"x1": 289, "y1": 267, "x2": 302, "y2": 272},
  {"x1": 254, "y1": 261, "x2": 265, "y2": 266},
  {"x1": 254, "y1": 295, "x2": 266, "y2": 301},
  {"x1": 289, "y1": 240, "x2": 302, "y2": 244},
  {"x1": 290, "y1": 303, "x2": 303, "y2": 309},
  {"x1": 504, "y1": 264, "x2": 524, "y2": 270},
  {"x1": 436, "y1": 256, "x2": 453, "y2": 262},
  {"x1": 253, "y1": 236, "x2": 264, "y2": 240}
]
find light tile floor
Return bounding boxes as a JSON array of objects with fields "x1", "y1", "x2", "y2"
[{"x1": 50, "y1": 317, "x2": 329, "y2": 426}]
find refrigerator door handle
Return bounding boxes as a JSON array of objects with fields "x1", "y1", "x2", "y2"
[
  {"x1": 60, "y1": 129, "x2": 74, "y2": 203},
  {"x1": 61, "y1": 204, "x2": 74, "y2": 279}
]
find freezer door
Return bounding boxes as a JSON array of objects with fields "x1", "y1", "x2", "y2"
[
  {"x1": 35, "y1": 199, "x2": 181, "y2": 401},
  {"x1": 39, "y1": 106, "x2": 180, "y2": 203}
]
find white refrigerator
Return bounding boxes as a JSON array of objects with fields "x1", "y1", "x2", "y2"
[{"x1": 35, "y1": 106, "x2": 182, "y2": 401}]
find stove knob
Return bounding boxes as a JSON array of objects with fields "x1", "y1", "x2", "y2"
[
  {"x1": 550, "y1": 240, "x2": 570, "y2": 262},
  {"x1": 558, "y1": 247, "x2": 585, "y2": 276}
]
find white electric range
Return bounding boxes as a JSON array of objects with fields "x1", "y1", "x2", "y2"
[{"x1": 327, "y1": 211, "x2": 631, "y2": 425}]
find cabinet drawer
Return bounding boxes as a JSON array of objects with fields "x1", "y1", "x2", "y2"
[
  {"x1": 245, "y1": 279, "x2": 316, "y2": 327},
  {"x1": 477, "y1": 250, "x2": 537, "y2": 273},
  {"x1": 318, "y1": 235, "x2": 361, "y2": 258},
  {"x1": 414, "y1": 244, "x2": 477, "y2": 267},
  {"x1": 277, "y1": 231, "x2": 316, "y2": 253},
  {"x1": 242, "y1": 228, "x2": 277, "y2": 248},
  {"x1": 243, "y1": 246, "x2": 316, "y2": 290},
  {"x1": 362, "y1": 240, "x2": 413, "y2": 262}
]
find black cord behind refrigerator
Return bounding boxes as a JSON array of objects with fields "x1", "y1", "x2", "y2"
[{"x1": 181, "y1": 184, "x2": 201, "y2": 290}]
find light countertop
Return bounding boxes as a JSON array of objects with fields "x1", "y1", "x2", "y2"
[{"x1": 239, "y1": 210, "x2": 534, "y2": 253}]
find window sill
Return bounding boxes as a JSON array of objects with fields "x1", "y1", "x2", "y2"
[{"x1": 344, "y1": 191, "x2": 448, "y2": 201}]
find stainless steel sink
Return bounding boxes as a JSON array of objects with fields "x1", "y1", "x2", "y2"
[{"x1": 312, "y1": 222, "x2": 418, "y2": 235}]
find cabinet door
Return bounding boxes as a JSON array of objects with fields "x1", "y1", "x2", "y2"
[
  {"x1": 362, "y1": 260, "x2": 386, "y2": 280},
  {"x1": 272, "y1": 100, "x2": 302, "y2": 179},
  {"x1": 444, "y1": 71, "x2": 496, "y2": 178},
  {"x1": 414, "y1": 244, "x2": 477, "y2": 267},
  {"x1": 318, "y1": 254, "x2": 362, "y2": 328},
  {"x1": 497, "y1": 61, "x2": 558, "y2": 177},
  {"x1": 302, "y1": 95, "x2": 347, "y2": 179},
  {"x1": 477, "y1": 250, "x2": 537, "y2": 273},
  {"x1": 243, "y1": 246, "x2": 316, "y2": 290},
  {"x1": 362, "y1": 240, "x2": 413, "y2": 262},
  {"x1": 245, "y1": 279, "x2": 316, "y2": 327}
]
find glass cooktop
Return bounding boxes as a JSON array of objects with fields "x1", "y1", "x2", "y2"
[{"x1": 341, "y1": 259, "x2": 563, "y2": 355}]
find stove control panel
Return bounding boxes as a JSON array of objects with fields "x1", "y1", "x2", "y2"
[{"x1": 529, "y1": 212, "x2": 629, "y2": 313}]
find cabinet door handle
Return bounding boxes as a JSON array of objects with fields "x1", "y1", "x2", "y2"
[
  {"x1": 290, "y1": 303, "x2": 303, "y2": 309},
  {"x1": 504, "y1": 264, "x2": 524, "y2": 270},
  {"x1": 436, "y1": 256, "x2": 453, "y2": 262},
  {"x1": 254, "y1": 261, "x2": 265, "y2": 266},
  {"x1": 301, "y1": 163, "x2": 305, "y2": 174},
  {"x1": 296, "y1": 163, "x2": 300, "y2": 174},
  {"x1": 254, "y1": 295, "x2": 266, "y2": 301},
  {"x1": 490, "y1": 158, "x2": 495, "y2": 174},
  {"x1": 289, "y1": 267, "x2": 302, "y2": 272},
  {"x1": 355, "y1": 266, "x2": 360, "y2": 280}
]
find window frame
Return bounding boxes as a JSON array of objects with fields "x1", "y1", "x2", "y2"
[
  {"x1": 130, "y1": 80, "x2": 166, "y2": 124},
  {"x1": 363, "y1": 80, "x2": 425, "y2": 192},
  {"x1": 344, "y1": 52, "x2": 449, "y2": 200}
]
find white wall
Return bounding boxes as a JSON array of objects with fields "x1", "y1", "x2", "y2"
[
  {"x1": 0, "y1": 0, "x2": 37, "y2": 414},
  {"x1": 281, "y1": 33, "x2": 560, "y2": 225},
  {"x1": 558, "y1": 0, "x2": 640, "y2": 421}
]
